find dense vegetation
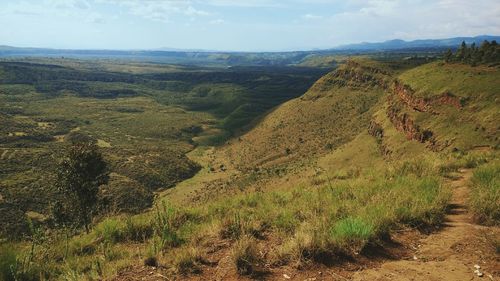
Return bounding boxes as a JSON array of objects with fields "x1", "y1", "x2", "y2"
[{"x1": 444, "y1": 40, "x2": 500, "y2": 66}]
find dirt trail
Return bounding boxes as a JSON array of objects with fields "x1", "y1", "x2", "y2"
[{"x1": 352, "y1": 169, "x2": 499, "y2": 281}]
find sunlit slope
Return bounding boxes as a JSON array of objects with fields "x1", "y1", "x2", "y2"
[
  {"x1": 390, "y1": 62, "x2": 499, "y2": 152},
  {"x1": 220, "y1": 59, "x2": 499, "y2": 174},
  {"x1": 219, "y1": 60, "x2": 391, "y2": 170}
]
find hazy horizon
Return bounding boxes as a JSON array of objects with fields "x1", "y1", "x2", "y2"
[{"x1": 1, "y1": 0, "x2": 500, "y2": 52}]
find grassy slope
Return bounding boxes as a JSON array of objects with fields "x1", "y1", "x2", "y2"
[
  {"x1": 398, "y1": 62, "x2": 499, "y2": 150},
  {"x1": 218, "y1": 60, "x2": 389, "y2": 171},
  {"x1": 1, "y1": 58, "x2": 499, "y2": 280}
]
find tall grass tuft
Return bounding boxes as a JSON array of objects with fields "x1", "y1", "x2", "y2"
[
  {"x1": 330, "y1": 217, "x2": 374, "y2": 253},
  {"x1": 231, "y1": 236, "x2": 261, "y2": 275},
  {"x1": 0, "y1": 244, "x2": 18, "y2": 281},
  {"x1": 470, "y1": 161, "x2": 500, "y2": 225}
]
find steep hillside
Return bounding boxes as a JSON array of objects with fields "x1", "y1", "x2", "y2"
[
  {"x1": 382, "y1": 62, "x2": 499, "y2": 153},
  {"x1": 218, "y1": 60, "x2": 392, "y2": 171}
]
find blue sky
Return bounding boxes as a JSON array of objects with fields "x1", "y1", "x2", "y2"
[{"x1": 1, "y1": 0, "x2": 499, "y2": 51}]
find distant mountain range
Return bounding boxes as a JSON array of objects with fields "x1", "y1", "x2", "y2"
[
  {"x1": 1, "y1": 35, "x2": 499, "y2": 56},
  {"x1": 1, "y1": 35, "x2": 498, "y2": 66},
  {"x1": 334, "y1": 35, "x2": 500, "y2": 51}
]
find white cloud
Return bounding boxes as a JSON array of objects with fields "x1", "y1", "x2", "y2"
[
  {"x1": 301, "y1": 14, "x2": 323, "y2": 20},
  {"x1": 0, "y1": 0, "x2": 99, "y2": 20},
  {"x1": 46, "y1": 0, "x2": 90, "y2": 10},
  {"x1": 324, "y1": 0, "x2": 500, "y2": 43},
  {"x1": 1, "y1": 0, "x2": 499, "y2": 50},
  {"x1": 95, "y1": 0, "x2": 210, "y2": 22}
]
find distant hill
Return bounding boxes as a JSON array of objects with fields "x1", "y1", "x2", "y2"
[
  {"x1": 1, "y1": 35, "x2": 499, "y2": 65},
  {"x1": 335, "y1": 35, "x2": 500, "y2": 51}
]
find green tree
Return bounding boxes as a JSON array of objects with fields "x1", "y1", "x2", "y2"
[
  {"x1": 444, "y1": 48, "x2": 453, "y2": 63},
  {"x1": 470, "y1": 43, "x2": 479, "y2": 66},
  {"x1": 456, "y1": 41, "x2": 467, "y2": 61},
  {"x1": 55, "y1": 142, "x2": 109, "y2": 233},
  {"x1": 480, "y1": 40, "x2": 491, "y2": 63}
]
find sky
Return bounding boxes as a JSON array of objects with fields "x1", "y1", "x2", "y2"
[{"x1": 1, "y1": 0, "x2": 499, "y2": 51}]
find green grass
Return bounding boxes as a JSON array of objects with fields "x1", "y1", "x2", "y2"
[
  {"x1": 2, "y1": 161, "x2": 452, "y2": 280},
  {"x1": 399, "y1": 62, "x2": 499, "y2": 100},
  {"x1": 469, "y1": 161, "x2": 500, "y2": 225},
  {"x1": 396, "y1": 62, "x2": 499, "y2": 151},
  {"x1": 0, "y1": 244, "x2": 18, "y2": 281}
]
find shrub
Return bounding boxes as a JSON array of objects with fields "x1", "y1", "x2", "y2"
[
  {"x1": 144, "y1": 256, "x2": 158, "y2": 267},
  {"x1": 0, "y1": 244, "x2": 40, "y2": 281},
  {"x1": 55, "y1": 141, "x2": 109, "y2": 233}
]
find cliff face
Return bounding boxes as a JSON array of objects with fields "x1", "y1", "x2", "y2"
[
  {"x1": 393, "y1": 81, "x2": 432, "y2": 112},
  {"x1": 387, "y1": 104, "x2": 435, "y2": 144},
  {"x1": 368, "y1": 120, "x2": 392, "y2": 156},
  {"x1": 392, "y1": 81, "x2": 463, "y2": 114},
  {"x1": 380, "y1": 79, "x2": 471, "y2": 152},
  {"x1": 368, "y1": 81, "x2": 444, "y2": 153},
  {"x1": 436, "y1": 91, "x2": 463, "y2": 109}
]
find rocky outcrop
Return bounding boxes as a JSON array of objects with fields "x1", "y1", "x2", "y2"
[
  {"x1": 309, "y1": 60, "x2": 390, "y2": 93},
  {"x1": 437, "y1": 91, "x2": 463, "y2": 109},
  {"x1": 368, "y1": 121, "x2": 384, "y2": 140},
  {"x1": 368, "y1": 120, "x2": 392, "y2": 156},
  {"x1": 386, "y1": 103, "x2": 439, "y2": 150},
  {"x1": 393, "y1": 81, "x2": 432, "y2": 112},
  {"x1": 393, "y1": 81, "x2": 463, "y2": 113}
]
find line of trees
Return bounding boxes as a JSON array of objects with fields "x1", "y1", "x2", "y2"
[{"x1": 444, "y1": 40, "x2": 500, "y2": 66}]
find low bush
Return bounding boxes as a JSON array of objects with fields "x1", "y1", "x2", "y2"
[{"x1": 0, "y1": 244, "x2": 41, "y2": 281}]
